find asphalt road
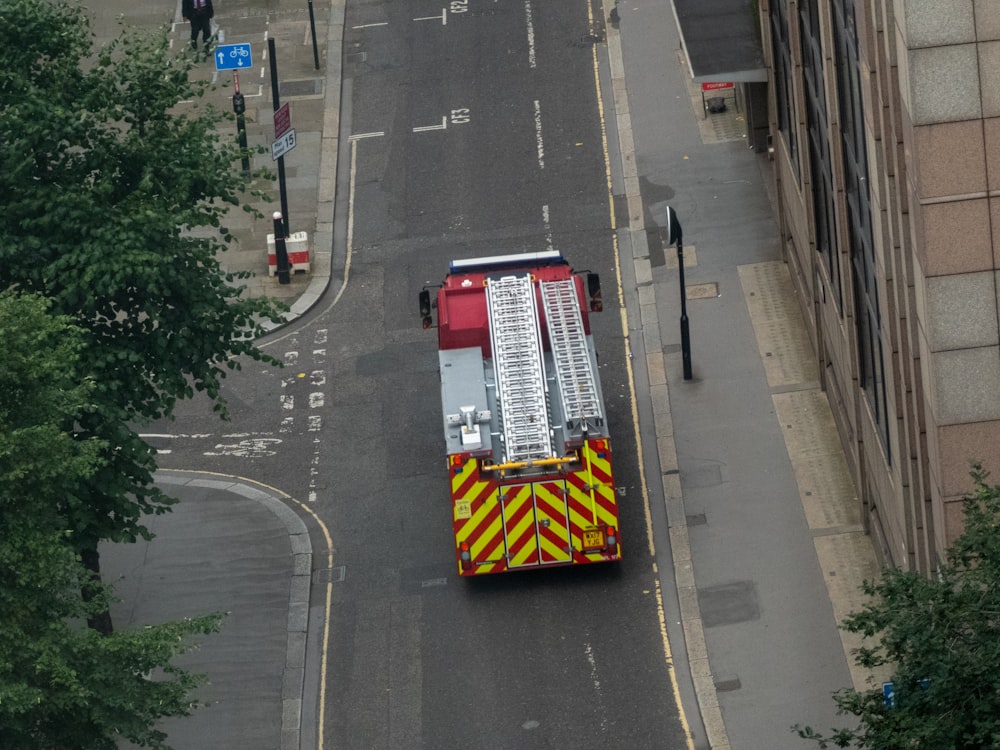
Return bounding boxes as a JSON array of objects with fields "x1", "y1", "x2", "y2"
[{"x1": 154, "y1": 0, "x2": 691, "y2": 747}]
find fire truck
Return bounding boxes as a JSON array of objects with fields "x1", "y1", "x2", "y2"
[{"x1": 420, "y1": 250, "x2": 621, "y2": 576}]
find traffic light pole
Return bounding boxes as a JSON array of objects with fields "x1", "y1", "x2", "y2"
[{"x1": 232, "y1": 72, "x2": 250, "y2": 176}]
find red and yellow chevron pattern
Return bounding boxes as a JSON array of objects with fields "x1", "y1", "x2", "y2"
[{"x1": 450, "y1": 438, "x2": 621, "y2": 576}]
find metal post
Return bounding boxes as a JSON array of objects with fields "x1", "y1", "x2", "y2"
[
  {"x1": 677, "y1": 240, "x2": 692, "y2": 380},
  {"x1": 232, "y1": 73, "x2": 250, "y2": 176},
  {"x1": 308, "y1": 0, "x2": 320, "y2": 70},
  {"x1": 268, "y1": 37, "x2": 290, "y2": 237},
  {"x1": 273, "y1": 211, "x2": 291, "y2": 284},
  {"x1": 666, "y1": 206, "x2": 693, "y2": 380}
]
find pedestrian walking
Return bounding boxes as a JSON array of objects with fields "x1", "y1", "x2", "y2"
[{"x1": 182, "y1": 0, "x2": 214, "y2": 52}]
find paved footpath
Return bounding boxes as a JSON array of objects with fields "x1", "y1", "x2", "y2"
[
  {"x1": 91, "y1": 0, "x2": 886, "y2": 748},
  {"x1": 102, "y1": 473, "x2": 316, "y2": 750},
  {"x1": 602, "y1": 1, "x2": 886, "y2": 748}
]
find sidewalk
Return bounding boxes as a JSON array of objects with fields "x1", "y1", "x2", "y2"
[
  {"x1": 602, "y1": 2, "x2": 883, "y2": 748},
  {"x1": 101, "y1": 472, "x2": 318, "y2": 750}
]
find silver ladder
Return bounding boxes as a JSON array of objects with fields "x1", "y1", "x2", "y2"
[
  {"x1": 541, "y1": 279, "x2": 602, "y2": 433},
  {"x1": 486, "y1": 274, "x2": 552, "y2": 462}
]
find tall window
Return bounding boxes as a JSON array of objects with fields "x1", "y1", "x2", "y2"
[
  {"x1": 832, "y1": 0, "x2": 890, "y2": 461},
  {"x1": 800, "y1": 1, "x2": 843, "y2": 312},
  {"x1": 770, "y1": 0, "x2": 799, "y2": 180}
]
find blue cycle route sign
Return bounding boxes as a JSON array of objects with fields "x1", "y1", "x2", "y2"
[{"x1": 215, "y1": 43, "x2": 253, "y2": 71}]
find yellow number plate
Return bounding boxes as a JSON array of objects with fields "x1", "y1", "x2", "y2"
[{"x1": 582, "y1": 529, "x2": 605, "y2": 549}]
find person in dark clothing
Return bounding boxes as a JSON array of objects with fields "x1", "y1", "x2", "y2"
[{"x1": 182, "y1": 0, "x2": 214, "y2": 51}]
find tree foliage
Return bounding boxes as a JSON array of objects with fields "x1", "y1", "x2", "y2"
[
  {"x1": 0, "y1": 291, "x2": 224, "y2": 750},
  {"x1": 796, "y1": 465, "x2": 1000, "y2": 748},
  {"x1": 0, "y1": 0, "x2": 282, "y2": 553}
]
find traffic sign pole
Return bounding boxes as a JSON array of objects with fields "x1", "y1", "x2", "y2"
[{"x1": 268, "y1": 37, "x2": 290, "y2": 238}]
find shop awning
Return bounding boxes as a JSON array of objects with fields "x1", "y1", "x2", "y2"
[{"x1": 670, "y1": 0, "x2": 767, "y2": 83}]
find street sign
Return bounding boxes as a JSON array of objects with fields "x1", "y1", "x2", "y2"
[
  {"x1": 274, "y1": 102, "x2": 291, "y2": 139},
  {"x1": 215, "y1": 43, "x2": 253, "y2": 71},
  {"x1": 701, "y1": 81, "x2": 734, "y2": 92},
  {"x1": 271, "y1": 129, "x2": 296, "y2": 161}
]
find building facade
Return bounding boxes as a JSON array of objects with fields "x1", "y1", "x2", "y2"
[{"x1": 758, "y1": 0, "x2": 1000, "y2": 572}]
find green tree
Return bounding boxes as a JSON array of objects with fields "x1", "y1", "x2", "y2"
[
  {"x1": 796, "y1": 465, "x2": 1000, "y2": 748},
  {"x1": 0, "y1": 0, "x2": 282, "y2": 620},
  {"x1": 0, "y1": 291, "x2": 224, "y2": 750}
]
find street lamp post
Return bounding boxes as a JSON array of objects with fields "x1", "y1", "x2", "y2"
[{"x1": 665, "y1": 206, "x2": 692, "y2": 380}]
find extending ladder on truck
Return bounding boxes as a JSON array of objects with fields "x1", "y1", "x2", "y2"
[
  {"x1": 486, "y1": 274, "x2": 552, "y2": 462},
  {"x1": 541, "y1": 279, "x2": 603, "y2": 437}
]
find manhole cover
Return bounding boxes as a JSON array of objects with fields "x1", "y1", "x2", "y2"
[{"x1": 686, "y1": 282, "x2": 719, "y2": 299}]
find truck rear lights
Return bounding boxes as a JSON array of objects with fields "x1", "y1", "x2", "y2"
[
  {"x1": 459, "y1": 541, "x2": 472, "y2": 571},
  {"x1": 605, "y1": 527, "x2": 618, "y2": 553}
]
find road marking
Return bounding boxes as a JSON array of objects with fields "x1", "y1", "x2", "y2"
[
  {"x1": 279, "y1": 416, "x2": 294, "y2": 433},
  {"x1": 140, "y1": 433, "x2": 213, "y2": 439},
  {"x1": 203, "y1": 437, "x2": 282, "y2": 458},
  {"x1": 308, "y1": 415, "x2": 322, "y2": 431},
  {"x1": 413, "y1": 116, "x2": 448, "y2": 132},
  {"x1": 349, "y1": 131, "x2": 385, "y2": 140},
  {"x1": 533, "y1": 99, "x2": 545, "y2": 169},
  {"x1": 280, "y1": 395, "x2": 294, "y2": 410},
  {"x1": 414, "y1": 9, "x2": 447, "y2": 24},
  {"x1": 524, "y1": 0, "x2": 537, "y2": 68},
  {"x1": 542, "y1": 204, "x2": 553, "y2": 252},
  {"x1": 353, "y1": 21, "x2": 389, "y2": 28},
  {"x1": 309, "y1": 392, "x2": 325, "y2": 408}
]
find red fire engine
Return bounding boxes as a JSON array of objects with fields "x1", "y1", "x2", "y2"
[{"x1": 420, "y1": 250, "x2": 621, "y2": 576}]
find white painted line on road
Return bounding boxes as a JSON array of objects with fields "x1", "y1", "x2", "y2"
[
  {"x1": 353, "y1": 21, "x2": 389, "y2": 28},
  {"x1": 140, "y1": 433, "x2": 213, "y2": 439},
  {"x1": 279, "y1": 415, "x2": 294, "y2": 433},
  {"x1": 413, "y1": 117, "x2": 448, "y2": 132},
  {"x1": 308, "y1": 415, "x2": 322, "y2": 431},
  {"x1": 315, "y1": 329, "x2": 328, "y2": 344},
  {"x1": 309, "y1": 392, "x2": 325, "y2": 408},
  {"x1": 280, "y1": 394, "x2": 294, "y2": 410},
  {"x1": 308, "y1": 490, "x2": 317, "y2": 503},
  {"x1": 525, "y1": 0, "x2": 537, "y2": 68},
  {"x1": 414, "y1": 9, "x2": 447, "y2": 24},
  {"x1": 284, "y1": 351, "x2": 299, "y2": 365},
  {"x1": 349, "y1": 131, "x2": 385, "y2": 140},
  {"x1": 533, "y1": 99, "x2": 545, "y2": 169}
]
